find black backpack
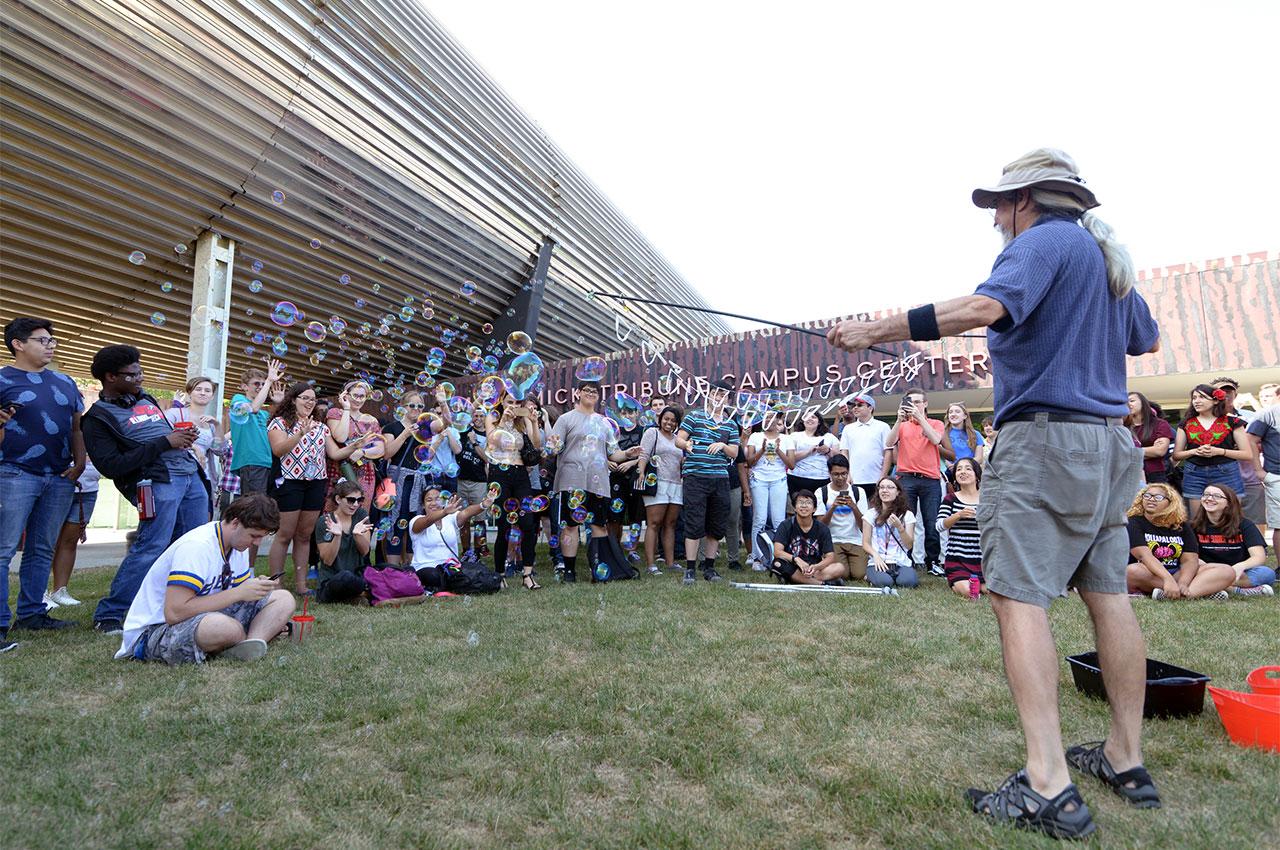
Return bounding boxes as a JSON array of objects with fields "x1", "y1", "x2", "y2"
[
  {"x1": 417, "y1": 560, "x2": 504, "y2": 594},
  {"x1": 588, "y1": 535, "x2": 639, "y2": 582}
]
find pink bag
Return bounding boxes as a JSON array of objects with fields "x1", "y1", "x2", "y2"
[{"x1": 362, "y1": 564, "x2": 425, "y2": 604}]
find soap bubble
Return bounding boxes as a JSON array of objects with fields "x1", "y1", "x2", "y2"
[
  {"x1": 128, "y1": 251, "x2": 146, "y2": 265},
  {"x1": 399, "y1": 306, "x2": 414, "y2": 322},
  {"x1": 338, "y1": 273, "x2": 351, "y2": 286},
  {"x1": 447, "y1": 396, "x2": 474, "y2": 429},
  {"x1": 610, "y1": 391, "x2": 644, "y2": 425},
  {"x1": 460, "y1": 280, "x2": 476, "y2": 297},
  {"x1": 174, "y1": 243, "x2": 188, "y2": 255},
  {"x1": 149, "y1": 312, "x2": 166, "y2": 326},
  {"x1": 244, "y1": 345, "x2": 256, "y2": 355},
  {"x1": 413, "y1": 444, "x2": 432, "y2": 465},
  {"x1": 482, "y1": 354, "x2": 499, "y2": 372},
  {"x1": 481, "y1": 322, "x2": 493, "y2": 335},
  {"x1": 229, "y1": 400, "x2": 253, "y2": 425},
  {"x1": 304, "y1": 321, "x2": 326, "y2": 343},
  {"x1": 421, "y1": 307, "x2": 435, "y2": 320},
  {"x1": 505, "y1": 351, "x2": 544, "y2": 400},
  {"x1": 329, "y1": 316, "x2": 347, "y2": 335},
  {"x1": 576, "y1": 335, "x2": 586, "y2": 345},
  {"x1": 529, "y1": 495, "x2": 549, "y2": 512},
  {"x1": 159, "y1": 281, "x2": 173, "y2": 293},
  {"x1": 611, "y1": 498, "x2": 625, "y2": 513},
  {"x1": 270, "y1": 301, "x2": 300, "y2": 327},
  {"x1": 251, "y1": 259, "x2": 263, "y2": 273},
  {"x1": 248, "y1": 279, "x2": 263, "y2": 293},
  {"x1": 571, "y1": 507, "x2": 587, "y2": 523},
  {"x1": 271, "y1": 338, "x2": 288, "y2": 356},
  {"x1": 645, "y1": 472, "x2": 657, "y2": 486},
  {"x1": 490, "y1": 427, "x2": 519, "y2": 455},
  {"x1": 271, "y1": 189, "x2": 286, "y2": 205},
  {"x1": 506, "y1": 331, "x2": 532, "y2": 354},
  {"x1": 575, "y1": 356, "x2": 607, "y2": 382},
  {"x1": 411, "y1": 412, "x2": 438, "y2": 444},
  {"x1": 475, "y1": 375, "x2": 504, "y2": 405},
  {"x1": 308, "y1": 238, "x2": 321, "y2": 249},
  {"x1": 354, "y1": 298, "x2": 366, "y2": 309}
]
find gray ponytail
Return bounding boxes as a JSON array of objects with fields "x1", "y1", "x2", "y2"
[{"x1": 1029, "y1": 188, "x2": 1135, "y2": 299}]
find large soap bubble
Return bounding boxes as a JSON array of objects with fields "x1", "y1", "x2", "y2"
[
  {"x1": 506, "y1": 331, "x2": 532, "y2": 354},
  {"x1": 271, "y1": 301, "x2": 301, "y2": 327},
  {"x1": 575, "y1": 356, "x2": 607, "y2": 382},
  {"x1": 505, "y1": 352, "x2": 544, "y2": 401},
  {"x1": 475, "y1": 375, "x2": 504, "y2": 405},
  {"x1": 304, "y1": 321, "x2": 327, "y2": 343}
]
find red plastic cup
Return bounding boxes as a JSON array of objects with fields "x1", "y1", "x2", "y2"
[
  {"x1": 290, "y1": 614, "x2": 314, "y2": 643},
  {"x1": 173, "y1": 420, "x2": 195, "y2": 430}
]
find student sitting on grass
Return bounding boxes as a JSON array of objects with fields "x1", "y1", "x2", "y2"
[
  {"x1": 1190, "y1": 484, "x2": 1274, "y2": 597},
  {"x1": 937, "y1": 458, "x2": 984, "y2": 597},
  {"x1": 114, "y1": 494, "x2": 294, "y2": 664},
  {"x1": 410, "y1": 484, "x2": 496, "y2": 581},
  {"x1": 314, "y1": 480, "x2": 373, "y2": 603},
  {"x1": 861, "y1": 477, "x2": 918, "y2": 588},
  {"x1": 812, "y1": 455, "x2": 868, "y2": 581},
  {"x1": 1125, "y1": 483, "x2": 1233, "y2": 600},
  {"x1": 770, "y1": 489, "x2": 840, "y2": 584}
]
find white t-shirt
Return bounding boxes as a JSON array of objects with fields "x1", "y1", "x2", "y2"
[
  {"x1": 78, "y1": 458, "x2": 101, "y2": 494},
  {"x1": 790, "y1": 432, "x2": 839, "y2": 479},
  {"x1": 115, "y1": 521, "x2": 253, "y2": 658},
  {"x1": 813, "y1": 484, "x2": 868, "y2": 544},
  {"x1": 747, "y1": 432, "x2": 793, "y2": 483},
  {"x1": 410, "y1": 513, "x2": 462, "y2": 568},
  {"x1": 839, "y1": 418, "x2": 892, "y2": 484},
  {"x1": 866, "y1": 509, "x2": 916, "y2": 567}
]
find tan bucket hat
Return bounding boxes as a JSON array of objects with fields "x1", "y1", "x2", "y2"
[{"x1": 971, "y1": 148, "x2": 1099, "y2": 210}]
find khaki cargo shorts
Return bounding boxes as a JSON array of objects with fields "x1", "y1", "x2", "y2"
[{"x1": 979, "y1": 415, "x2": 1143, "y2": 608}]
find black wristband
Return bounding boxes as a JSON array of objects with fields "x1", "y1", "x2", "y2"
[{"x1": 907, "y1": 304, "x2": 941, "y2": 341}]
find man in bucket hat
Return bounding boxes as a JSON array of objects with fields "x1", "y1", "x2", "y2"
[{"x1": 828, "y1": 149, "x2": 1163, "y2": 840}]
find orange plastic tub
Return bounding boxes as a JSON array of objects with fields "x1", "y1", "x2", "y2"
[
  {"x1": 1246, "y1": 666, "x2": 1280, "y2": 696},
  {"x1": 1208, "y1": 686, "x2": 1280, "y2": 753}
]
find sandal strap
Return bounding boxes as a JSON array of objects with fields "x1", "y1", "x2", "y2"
[
  {"x1": 1067, "y1": 742, "x2": 1161, "y2": 807},
  {"x1": 969, "y1": 771, "x2": 1096, "y2": 839}
]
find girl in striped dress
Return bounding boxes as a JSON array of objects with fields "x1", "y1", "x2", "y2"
[{"x1": 937, "y1": 457, "x2": 983, "y2": 596}]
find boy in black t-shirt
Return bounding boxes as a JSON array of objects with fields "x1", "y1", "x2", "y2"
[{"x1": 770, "y1": 490, "x2": 841, "y2": 585}]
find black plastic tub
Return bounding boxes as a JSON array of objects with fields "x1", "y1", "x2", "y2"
[{"x1": 1066, "y1": 652, "x2": 1211, "y2": 719}]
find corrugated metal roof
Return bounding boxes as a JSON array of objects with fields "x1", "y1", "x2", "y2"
[{"x1": 0, "y1": 0, "x2": 729, "y2": 401}]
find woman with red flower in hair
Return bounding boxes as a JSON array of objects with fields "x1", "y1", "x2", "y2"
[{"x1": 1172, "y1": 384, "x2": 1250, "y2": 515}]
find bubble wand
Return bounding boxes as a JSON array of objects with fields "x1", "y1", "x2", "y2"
[
  {"x1": 586, "y1": 289, "x2": 899, "y2": 357},
  {"x1": 587, "y1": 289, "x2": 984, "y2": 347}
]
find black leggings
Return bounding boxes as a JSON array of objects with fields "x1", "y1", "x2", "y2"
[{"x1": 489, "y1": 465, "x2": 538, "y2": 569}]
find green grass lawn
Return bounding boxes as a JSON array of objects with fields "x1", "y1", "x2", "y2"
[{"x1": 2, "y1": 554, "x2": 1278, "y2": 850}]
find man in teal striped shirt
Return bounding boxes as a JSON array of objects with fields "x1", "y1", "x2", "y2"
[{"x1": 675, "y1": 378, "x2": 740, "y2": 585}]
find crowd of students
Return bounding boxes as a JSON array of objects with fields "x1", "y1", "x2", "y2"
[{"x1": 1, "y1": 316, "x2": 1276, "y2": 664}]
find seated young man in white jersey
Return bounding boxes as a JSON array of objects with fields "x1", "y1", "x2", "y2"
[{"x1": 115, "y1": 494, "x2": 294, "y2": 664}]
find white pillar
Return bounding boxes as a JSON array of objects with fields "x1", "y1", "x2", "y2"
[{"x1": 189, "y1": 231, "x2": 236, "y2": 423}]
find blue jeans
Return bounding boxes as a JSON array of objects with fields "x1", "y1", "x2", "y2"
[
  {"x1": 94, "y1": 473, "x2": 210, "y2": 624},
  {"x1": 750, "y1": 477, "x2": 789, "y2": 563},
  {"x1": 0, "y1": 465, "x2": 76, "y2": 627},
  {"x1": 900, "y1": 473, "x2": 942, "y2": 565}
]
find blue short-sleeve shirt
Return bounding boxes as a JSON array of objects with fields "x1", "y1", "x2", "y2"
[
  {"x1": 0, "y1": 365, "x2": 83, "y2": 475},
  {"x1": 974, "y1": 215, "x2": 1159, "y2": 426}
]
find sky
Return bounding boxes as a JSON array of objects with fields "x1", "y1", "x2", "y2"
[{"x1": 425, "y1": 0, "x2": 1278, "y2": 330}]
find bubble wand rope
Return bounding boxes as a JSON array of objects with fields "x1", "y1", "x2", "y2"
[{"x1": 587, "y1": 290, "x2": 899, "y2": 357}]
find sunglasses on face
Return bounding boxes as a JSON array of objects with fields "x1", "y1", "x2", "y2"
[
  {"x1": 342, "y1": 496, "x2": 363, "y2": 505},
  {"x1": 405, "y1": 403, "x2": 425, "y2": 409}
]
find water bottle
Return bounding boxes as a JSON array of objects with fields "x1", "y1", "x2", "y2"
[
  {"x1": 136, "y1": 479, "x2": 156, "y2": 521},
  {"x1": 969, "y1": 575, "x2": 980, "y2": 600}
]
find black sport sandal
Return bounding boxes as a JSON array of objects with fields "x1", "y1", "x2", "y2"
[
  {"x1": 966, "y1": 769, "x2": 1097, "y2": 841},
  {"x1": 1066, "y1": 741, "x2": 1161, "y2": 809}
]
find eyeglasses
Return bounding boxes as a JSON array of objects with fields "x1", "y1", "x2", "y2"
[
  {"x1": 405, "y1": 403, "x2": 425, "y2": 409},
  {"x1": 1199, "y1": 493, "x2": 1224, "y2": 502},
  {"x1": 342, "y1": 496, "x2": 363, "y2": 505},
  {"x1": 23, "y1": 335, "x2": 57, "y2": 347},
  {"x1": 1140, "y1": 493, "x2": 1168, "y2": 502}
]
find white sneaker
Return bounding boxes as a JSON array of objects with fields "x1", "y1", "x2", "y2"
[
  {"x1": 42, "y1": 591, "x2": 59, "y2": 610},
  {"x1": 49, "y1": 587, "x2": 81, "y2": 606},
  {"x1": 751, "y1": 561, "x2": 767, "y2": 572},
  {"x1": 1150, "y1": 588, "x2": 1165, "y2": 600},
  {"x1": 1231, "y1": 584, "x2": 1275, "y2": 597},
  {"x1": 219, "y1": 638, "x2": 268, "y2": 661},
  {"x1": 1206, "y1": 590, "x2": 1230, "y2": 601}
]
